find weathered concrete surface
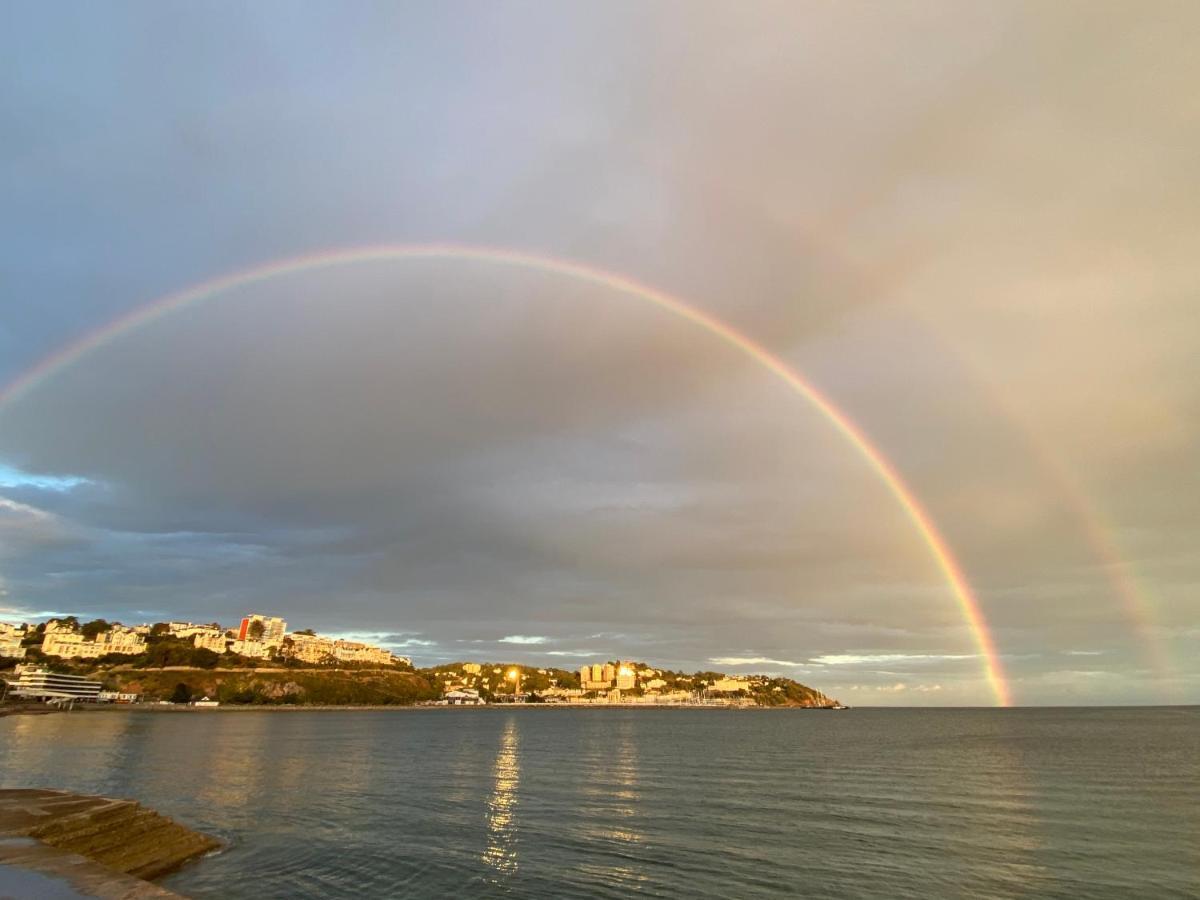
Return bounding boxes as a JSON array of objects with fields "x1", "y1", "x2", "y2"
[
  {"x1": 0, "y1": 789, "x2": 219, "y2": 894},
  {"x1": 0, "y1": 837, "x2": 181, "y2": 898}
]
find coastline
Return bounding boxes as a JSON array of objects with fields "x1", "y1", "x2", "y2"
[{"x1": 47, "y1": 701, "x2": 840, "y2": 713}]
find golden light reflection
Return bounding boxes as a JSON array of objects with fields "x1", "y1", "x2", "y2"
[
  {"x1": 482, "y1": 717, "x2": 520, "y2": 876},
  {"x1": 574, "y1": 719, "x2": 647, "y2": 888}
]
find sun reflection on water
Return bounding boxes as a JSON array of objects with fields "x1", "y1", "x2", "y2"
[{"x1": 482, "y1": 717, "x2": 520, "y2": 876}]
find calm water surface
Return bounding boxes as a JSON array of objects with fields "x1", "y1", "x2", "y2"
[{"x1": 2, "y1": 707, "x2": 1197, "y2": 898}]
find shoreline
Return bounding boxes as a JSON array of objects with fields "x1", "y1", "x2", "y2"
[{"x1": 14, "y1": 701, "x2": 839, "y2": 714}]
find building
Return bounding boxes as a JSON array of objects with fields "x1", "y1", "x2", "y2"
[
  {"x1": 443, "y1": 688, "x2": 483, "y2": 705},
  {"x1": 462, "y1": 662, "x2": 482, "y2": 675},
  {"x1": 98, "y1": 690, "x2": 141, "y2": 704},
  {"x1": 0, "y1": 623, "x2": 27, "y2": 659},
  {"x1": 192, "y1": 631, "x2": 229, "y2": 654},
  {"x1": 5, "y1": 667, "x2": 102, "y2": 702},
  {"x1": 709, "y1": 677, "x2": 752, "y2": 693},
  {"x1": 40, "y1": 623, "x2": 146, "y2": 659},
  {"x1": 281, "y1": 632, "x2": 404, "y2": 666},
  {"x1": 237, "y1": 614, "x2": 287, "y2": 647},
  {"x1": 228, "y1": 639, "x2": 274, "y2": 660},
  {"x1": 285, "y1": 632, "x2": 336, "y2": 664},
  {"x1": 580, "y1": 661, "x2": 635, "y2": 691},
  {"x1": 167, "y1": 622, "x2": 224, "y2": 640},
  {"x1": 614, "y1": 664, "x2": 636, "y2": 691}
]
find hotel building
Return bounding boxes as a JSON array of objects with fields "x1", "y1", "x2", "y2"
[
  {"x1": 40, "y1": 622, "x2": 147, "y2": 659},
  {"x1": 5, "y1": 667, "x2": 102, "y2": 702}
]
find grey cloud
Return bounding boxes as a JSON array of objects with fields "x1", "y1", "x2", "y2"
[{"x1": 1, "y1": 2, "x2": 1197, "y2": 703}]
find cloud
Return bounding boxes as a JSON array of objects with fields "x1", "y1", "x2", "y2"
[
  {"x1": 0, "y1": 2, "x2": 1197, "y2": 703},
  {"x1": 810, "y1": 653, "x2": 976, "y2": 666},
  {"x1": 709, "y1": 656, "x2": 805, "y2": 668},
  {"x1": 0, "y1": 463, "x2": 91, "y2": 493},
  {"x1": 498, "y1": 635, "x2": 549, "y2": 645}
]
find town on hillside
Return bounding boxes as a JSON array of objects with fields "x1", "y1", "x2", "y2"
[
  {"x1": 0, "y1": 614, "x2": 406, "y2": 667},
  {"x1": 0, "y1": 616, "x2": 840, "y2": 708}
]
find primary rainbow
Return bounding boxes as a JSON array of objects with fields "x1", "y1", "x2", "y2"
[{"x1": 0, "y1": 244, "x2": 1012, "y2": 706}]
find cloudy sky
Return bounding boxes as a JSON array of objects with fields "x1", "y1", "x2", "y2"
[{"x1": 2, "y1": 2, "x2": 1197, "y2": 705}]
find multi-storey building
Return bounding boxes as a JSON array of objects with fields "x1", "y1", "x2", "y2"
[
  {"x1": 614, "y1": 664, "x2": 636, "y2": 691},
  {"x1": 40, "y1": 623, "x2": 146, "y2": 659},
  {"x1": 167, "y1": 622, "x2": 224, "y2": 639},
  {"x1": 709, "y1": 677, "x2": 752, "y2": 693},
  {"x1": 284, "y1": 633, "x2": 403, "y2": 666},
  {"x1": 228, "y1": 638, "x2": 274, "y2": 660},
  {"x1": 6, "y1": 667, "x2": 102, "y2": 701},
  {"x1": 237, "y1": 614, "x2": 287, "y2": 647},
  {"x1": 192, "y1": 631, "x2": 230, "y2": 654},
  {"x1": 331, "y1": 640, "x2": 394, "y2": 665},
  {"x1": 581, "y1": 661, "x2": 625, "y2": 691},
  {"x1": 0, "y1": 623, "x2": 27, "y2": 659},
  {"x1": 286, "y1": 632, "x2": 337, "y2": 664}
]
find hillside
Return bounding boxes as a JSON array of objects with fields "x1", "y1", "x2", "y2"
[
  {"x1": 98, "y1": 668, "x2": 439, "y2": 706},
  {"x1": 8, "y1": 656, "x2": 836, "y2": 707}
]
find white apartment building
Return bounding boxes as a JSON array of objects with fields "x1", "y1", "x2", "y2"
[
  {"x1": 286, "y1": 632, "x2": 337, "y2": 664},
  {"x1": 40, "y1": 623, "x2": 147, "y2": 659},
  {"x1": 237, "y1": 614, "x2": 287, "y2": 646},
  {"x1": 5, "y1": 667, "x2": 102, "y2": 701},
  {"x1": 167, "y1": 622, "x2": 224, "y2": 639},
  {"x1": 192, "y1": 631, "x2": 230, "y2": 654},
  {"x1": 709, "y1": 677, "x2": 752, "y2": 693},
  {"x1": 228, "y1": 639, "x2": 274, "y2": 660},
  {"x1": 0, "y1": 622, "x2": 27, "y2": 659},
  {"x1": 580, "y1": 661, "x2": 638, "y2": 691},
  {"x1": 331, "y1": 640, "x2": 394, "y2": 665},
  {"x1": 284, "y1": 633, "x2": 403, "y2": 666}
]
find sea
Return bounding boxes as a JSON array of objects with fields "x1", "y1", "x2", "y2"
[{"x1": 2, "y1": 707, "x2": 1197, "y2": 899}]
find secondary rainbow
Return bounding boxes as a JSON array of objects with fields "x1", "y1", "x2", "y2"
[{"x1": 0, "y1": 244, "x2": 1012, "y2": 706}]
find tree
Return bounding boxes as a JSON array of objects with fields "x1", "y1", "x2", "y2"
[
  {"x1": 190, "y1": 647, "x2": 220, "y2": 669},
  {"x1": 150, "y1": 622, "x2": 170, "y2": 636},
  {"x1": 247, "y1": 620, "x2": 265, "y2": 640},
  {"x1": 81, "y1": 619, "x2": 111, "y2": 639},
  {"x1": 170, "y1": 682, "x2": 192, "y2": 704}
]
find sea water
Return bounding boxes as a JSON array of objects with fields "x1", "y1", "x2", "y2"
[{"x1": 2, "y1": 707, "x2": 1197, "y2": 898}]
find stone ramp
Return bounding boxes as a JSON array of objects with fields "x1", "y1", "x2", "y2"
[
  {"x1": 0, "y1": 837, "x2": 180, "y2": 898},
  {"x1": 0, "y1": 789, "x2": 220, "y2": 896}
]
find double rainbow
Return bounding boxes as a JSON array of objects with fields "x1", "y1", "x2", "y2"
[{"x1": 0, "y1": 244, "x2": 1012, "y2": 706}]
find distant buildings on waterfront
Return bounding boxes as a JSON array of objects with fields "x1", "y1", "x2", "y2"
[
  {"x1": 0, "y1": 612, "x2": 410, "y2": 668},
  {"x1": 4, "y1": 668, "x2": 103, "y2": 703},
  {"x1": 430, "y1": 660, "x2": 765, "y2": 706}
]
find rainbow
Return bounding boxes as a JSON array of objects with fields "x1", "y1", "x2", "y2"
[
  {"x1": 0, "y1": 244, "x2": 1012, "y2": 706},
  {"x1": 913, "y1": 318, "x2": 1175, "y2": 696}
]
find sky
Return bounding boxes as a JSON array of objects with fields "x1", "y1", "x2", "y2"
[{"x1": 1, "y1": 1, "x2": 1197, "y2": 705}]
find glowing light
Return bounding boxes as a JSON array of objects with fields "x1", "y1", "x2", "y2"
[{"x1": 0, "y1": 243, "x2": 1012, "y2": 706}]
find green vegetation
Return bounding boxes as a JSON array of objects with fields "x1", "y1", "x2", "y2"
[
  {"x1": 100, "y1": 668, "x2": 440, "y2": 705},
  {"x1": 80, "y1": 619, "x2": 112, "y2": 639},
  {"x1": 170, "y1": 682, "x2": 192, "y2": 704}
]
